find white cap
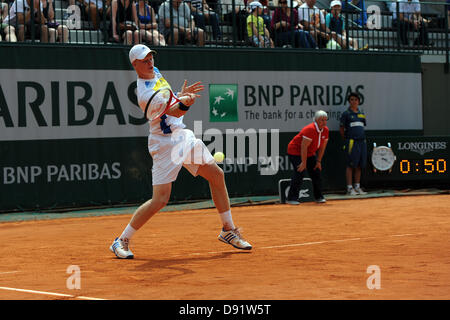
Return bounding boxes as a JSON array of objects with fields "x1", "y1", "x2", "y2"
[
  {"x1": 129, "y1": 44, "x2": 156, "y2": 64},
  {"x1": 249, "y1": 1, "x2": 263, "y2": 10},
  {"x1": 330, "y1": 0, "x2": 342, "y2": 8}
]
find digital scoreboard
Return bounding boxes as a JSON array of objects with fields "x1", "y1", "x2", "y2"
[{"x1": 366, "y1": 137, "x2": 449, "y2": 183}]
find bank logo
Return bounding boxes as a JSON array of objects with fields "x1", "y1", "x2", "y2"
[
  {"x1": 397, "y1": 141, "x2": 447, "y2": 155},
  {"x1": 209, "y1": 84, "x2": 238, "y2": 122}
]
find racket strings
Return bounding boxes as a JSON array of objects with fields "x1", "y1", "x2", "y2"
[{"x1": 147, "y1": 89, "x2": 172, "y2": 120}]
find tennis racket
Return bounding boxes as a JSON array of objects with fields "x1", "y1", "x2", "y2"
[{"x1": 144, "y1": 88, "x2": 181, "y2": 121}]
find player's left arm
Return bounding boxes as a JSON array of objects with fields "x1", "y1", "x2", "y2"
[
  {"x1": 165, "y1": 93, "x2": 199, "y2": 118},
  {"x1": 165, "y1": 80, "x2": 204, "y2": 117}
]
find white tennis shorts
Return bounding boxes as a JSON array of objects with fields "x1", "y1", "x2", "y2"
[{"x1": 148, "y1": 129, "x2": 215, "y2": 185}]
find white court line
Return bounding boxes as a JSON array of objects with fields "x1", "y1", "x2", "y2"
[
  {"x1": 0, "y1": 271, "x2": 20, "y2": 275},
  {"x1": 173, "y1": 233, "x2": 425, "y2": 257},
  {"x1": 0, "y1": 286, "x2": 106, "y2": 300}
]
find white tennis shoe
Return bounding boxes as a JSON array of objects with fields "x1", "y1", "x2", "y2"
[
  {"x1": 110, "y1": 237, "x2": 134, "y2": 259},
  {"x1": 347, "y1": 188, "x2": 358, "y2": 196},
  {"x1": 218, "y1": 227, "x2": 252, "y2": 250},
  {"x1": 355, "y1": 187, "x2": 368, "y2": 195}
]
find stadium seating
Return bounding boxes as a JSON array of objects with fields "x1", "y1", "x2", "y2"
[{"x1": 3, "y1": 0, "x2": 447, "y2": 53}]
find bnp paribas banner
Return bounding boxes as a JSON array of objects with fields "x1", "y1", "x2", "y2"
[
  {"x1": 0, "y1": 47, "x2": 422, "y2": 211},
  {"x1": 1, "y1": 70, "x2": 422, "y2": 141}
]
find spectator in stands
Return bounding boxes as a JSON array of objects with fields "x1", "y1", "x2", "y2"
[
  {"x1": 2, "y1": 1, "x2": 23, "y2": 42},
  {"x1": 221, "y1": 0, "x2": 248, "y2": 41},
  {"x1": 41, "y1": 0, "x2": 69, "y2": 43},
  {"x1": 271, "y1": 0, "x2": 316, "y2": 48},
  {"x1": 247, "y1": 1, "x2": 274, "y2": 47},
  {"x1": 3, "y1": 0, "x2": 50, "y2": 43},
  {"x1": 158, "y1": 0, "x2": 204, "y2": 46},
  {"x1": 244, "y1": 0, "x2": 271, "y2": 27},
  {"x1": 392, "y1": 0, "x2": 431, "y2": 46},
  {"x1": 298, "y1": 0, "x2": 329, "y2": 48},
  {"x1": 136, "y1": 0, "x2": 166, "y2": 46},
  {"x1": 185, "y1": 0, "x2": 221, "y2": 40},
  {"x1": 259, "y1": 0, "x2": 271, "y2": 28},
  {"x1": 81, "y1": 0, "x2": 111, "y2": 30},
  {"x1": 24, "y1": 0, "x2": 51, "y2": 42},
  {"x1": 325, "y1": 0, "x2": 362, "y2": 49},
  {"x1": 111, "y1": 0, "x2": 139, "y2": 44},
  {"x1": 341, "y1": 0, "x2": 367, "y2": 27}
]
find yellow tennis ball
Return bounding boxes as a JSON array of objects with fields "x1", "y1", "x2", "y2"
[{"x1": 213, "y1": 152, "x2": 225, "y2": 163}]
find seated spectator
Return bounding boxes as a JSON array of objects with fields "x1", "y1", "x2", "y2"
[
  {"x1": 23, "y1": 0, "x2": 51, "y2": 42},
  {"x1": 270, "y1": 0, "x2": 316, "y2": 48},
  {"x1": 158, "y1": 0, "x2": 204, "y2": 46},
  {"x1": 221, "y1": 0, "x2": 248, "y2": 41},
  {"x1": 391, "y1": 0, "x2": 431, "y2": 46},
  {"x1": 247, "y1": 1, "x2": 274, "y2": 47},
  {"x1": 298, "y1": 0, "x2": 329, "y2": 48},
  {"x1": 136, "y1": 0, "x2": 166, "y2": 46},
  {"x1": 2, "y1": 1, "x2": 25, "y2": 42},
  {"x1": 185, "y1": 0, "x2": 221, "y2": 40},
  {"x1": 325, "y1": 0, "x2": 361, "y2": 49},
  {"x1": 82, "y1": 0, "x2": 111, "y2": 30},
  {"x1": 2, "y1": 0, "x2": 44, "y2": 42},
  {"x1": 259, "y1": 0, "x2": 271, "y2": 28},
  {"x1": 111, "y1": 0, "x2": 139, "y2": 44},
  {"x1": 244, "y1": 0, "x2": 270, "y2": 27},
  {"x1": 41, "y1": 0, "x2": 69, "y2": 43},
  {"x1": 341, "y1": 0, "x2": 367, "y2": 27}
]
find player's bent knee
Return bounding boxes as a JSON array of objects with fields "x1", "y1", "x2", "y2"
[
  {"x1": 200, "y1": 162, "x2": 224, "y2": 184},
  {"x1": 214, "y1": 165, "x2": 225, "y2": 180},
  {"x1": 153, "y1": 197, "x2": 169, "y2": 210}
]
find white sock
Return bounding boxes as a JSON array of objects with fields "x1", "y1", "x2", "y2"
[
  {"x1": 120, "y1": 224, "x2": 136, "y2": 241},
  {"x1": 355, "y1": 183, "x2": 360, "y2": 189},
  {"x1": 219, "y1": 210, "x2": 235, "y2": 231},
  {"x1": 347, "y1": 185, "x2": 353, "y2": 190}
]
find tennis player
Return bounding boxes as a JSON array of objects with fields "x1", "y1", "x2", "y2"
[{"x1": 110, "y1": 44, "x2": 252, "y2": 259}]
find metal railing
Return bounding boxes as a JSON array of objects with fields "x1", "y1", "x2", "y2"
[{"x1": 0, "y1": 0, "x2": 448, "y2": 56}]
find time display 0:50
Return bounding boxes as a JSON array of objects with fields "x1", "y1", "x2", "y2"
[{"x1": 399, "y1": 159, "x2": 447, "y2": 174}]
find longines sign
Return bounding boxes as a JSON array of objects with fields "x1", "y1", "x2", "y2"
[{"x1": 397, "y1": 141, "x2": 448, "y2": 155}]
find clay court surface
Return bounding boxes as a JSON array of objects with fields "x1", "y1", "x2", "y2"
[{"x1": 1, "y1": 194, "x2": 449, "y2": 300}]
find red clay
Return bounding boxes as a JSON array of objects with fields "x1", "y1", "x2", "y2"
[{"x1": 1, "y1": 194, "x2": 449, "y2": 300}]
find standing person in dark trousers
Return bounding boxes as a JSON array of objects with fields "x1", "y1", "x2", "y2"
[
  {"x1": 340, "y1": 92, "x2": 368, "y2": 196},
  {"x1": 286, "y1": 110, "x2": 329, "y2": 205}
]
